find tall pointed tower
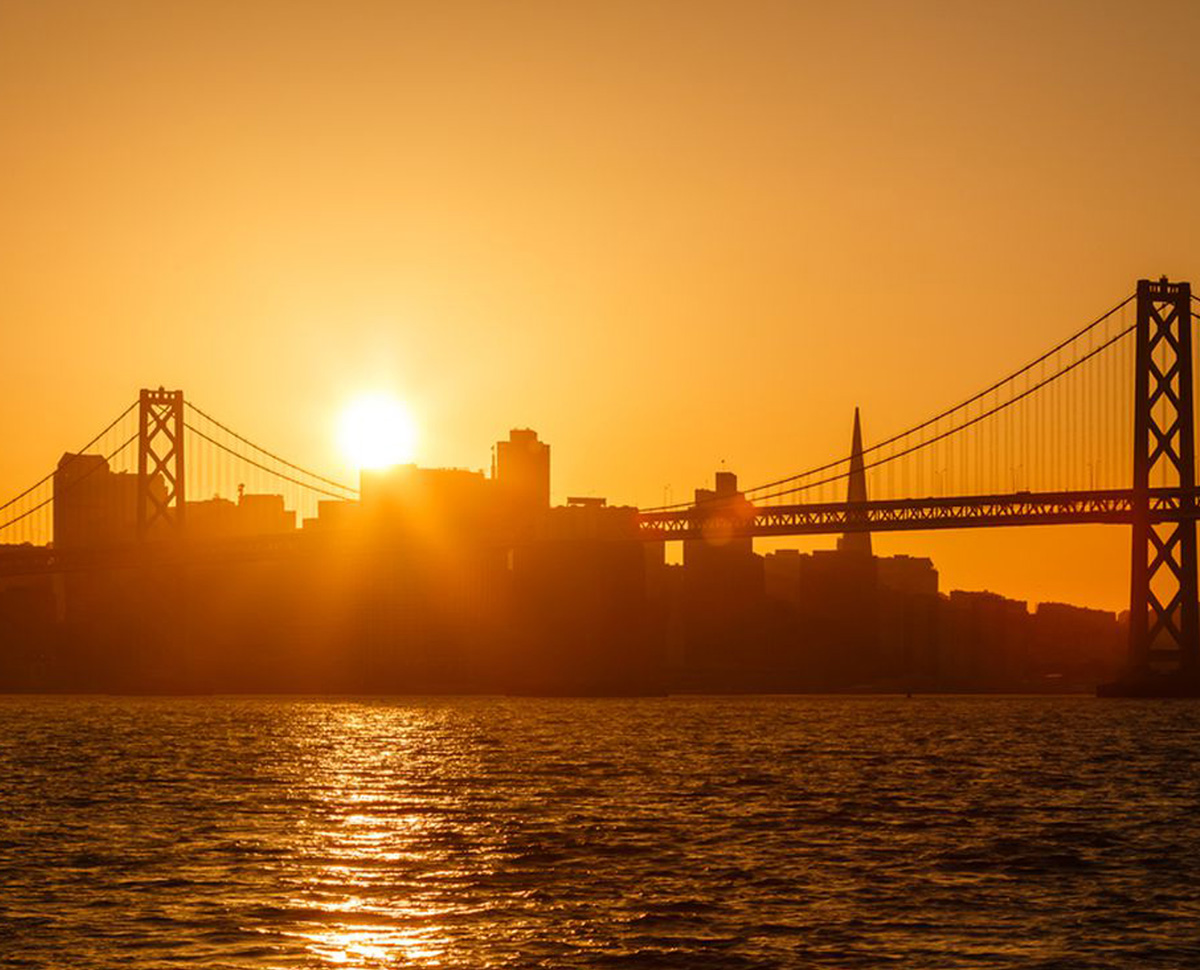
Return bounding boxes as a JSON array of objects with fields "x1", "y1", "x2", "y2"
[{"x1": 837, "y1": 407, "x2": 873, "y2": 557}]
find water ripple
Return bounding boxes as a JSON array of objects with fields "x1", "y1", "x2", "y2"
[{"x1": 1, "y1": 695, "x2": 1199, "y2": 968}]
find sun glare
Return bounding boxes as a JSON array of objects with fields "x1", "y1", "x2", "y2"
[{"x1": 338, "y1": 394, "x2": 418, "y2": 470}]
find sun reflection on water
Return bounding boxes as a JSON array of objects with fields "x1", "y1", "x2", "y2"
[
  {"x1": 273, "y1": 705, "x2": 469, "y2": 968},
  {"x1": 297, "y1": 921, "x2": 448, "y2": 967}
]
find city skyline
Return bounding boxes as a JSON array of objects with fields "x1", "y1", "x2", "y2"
[
  {"x1": 4, "y1": 2, "x2": 1200, "y2": 612},
  {"x1": 0, "y1": 396, "x2": 1129, "y2": 697},
  {"x1": 0, "y1": 352, "x2": 1183, "y2": 616},
  {"x1": 4, "y1": 266, "x2": 1184, "y2": 697}
]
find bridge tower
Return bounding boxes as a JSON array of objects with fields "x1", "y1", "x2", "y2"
[
  {"x1": 1128, "y1": 278, "x2": 1198, "y2": 684},
  {"x1": 137, "y1": 387, "x2": 186, "y2": 539}
]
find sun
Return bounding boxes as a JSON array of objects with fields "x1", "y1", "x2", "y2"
[{"x1": 338, "y1": 394, "x2": 418, "y2": 470}]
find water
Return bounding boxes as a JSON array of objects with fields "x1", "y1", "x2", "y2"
[{"x1": 2, "y1": 695, "x2": 1200, "y2": 969}]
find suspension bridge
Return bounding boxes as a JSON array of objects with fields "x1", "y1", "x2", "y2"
[{"x1": 0, "y1": 277, "x2": 1197, "y2": 692}]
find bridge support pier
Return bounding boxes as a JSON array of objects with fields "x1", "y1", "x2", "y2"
[{"x1": 1103, "y1": 278, "x2": 1200, "y2": 696}]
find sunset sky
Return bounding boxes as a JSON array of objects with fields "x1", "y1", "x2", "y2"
[{"x1": 2, "y1": 0, "x2": 1199, "y2": 610}]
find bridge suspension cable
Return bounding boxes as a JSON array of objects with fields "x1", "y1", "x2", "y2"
[
  {"x1": 0, "y1": 432, "x2": 138, "y2": 536},
  {"x1": 640, "y1": 289, "x2": 1138, "y2": 512},
  {"x1": 749, "y1": 320, "x2": 1134, "y2": 502},
  {"x1": 183, "y1": 421, "x2": 357, "y2": 501},
  {"x1": 0, "y1": 401, "x2": 137, "y2": 515},
  {"x1": 183, "y1": 401, "x2": 358, "y2": 496},
  {"x1": 181, "y1": 399, "x2": 359, "y2": 530},
  {"x1": 0, "y1": 402, "x2": 140, "y2": 545}
]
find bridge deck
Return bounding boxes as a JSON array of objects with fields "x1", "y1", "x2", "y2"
[{"x1": 637, "y1": 488, "x2": 1197, "y2": 541}]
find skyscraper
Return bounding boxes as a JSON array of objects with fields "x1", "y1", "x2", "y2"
[
  {"x1": 837, "y1": 407, "x2": 873, "y2": 557},
  {"x1": 53, "y1": 453, "x2": 146, "y2": 549},
  {"x1": 494, "y1": 429, "x2": 550, "y2": 518}
]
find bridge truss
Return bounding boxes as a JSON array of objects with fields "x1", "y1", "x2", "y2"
[{"x1": 638, "y1": 488, "x2": 1200, "y2": 541}]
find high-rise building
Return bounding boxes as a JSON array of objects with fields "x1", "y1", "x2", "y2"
[
  {"x1": 53, "y1": 453, "x2": 152, "y2": 549},
  {"x1": 494, "y1": 429, "x2": 550, "y2": 516},
  {"x1": 939, "y1": 590, "x2": 1030, "y2": 687},
  {"x1": 361, "y1": 464, "x2": 501, "y2": 539},
  {"x1": 682, "y1": 471, "x2": 764, "y2": 672},
  {"x1": 511, "y1": 499, "x2": 660, "y2": 694},
  {"x1": 837, "y1": 407, "x2": 872, "y2": 557},
  {"x1": 1029, "y1": 602, "x2": 1122, "y2": 687},
  {"x1": 186, "y1": 492, "x2": 296, "y2": 539}
]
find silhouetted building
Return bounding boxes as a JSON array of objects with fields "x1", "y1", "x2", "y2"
[
  {"x1": 876, "y1": 554, "x2": 937, "y2": 596},
  {"x1": 53, "y1": 453, "x2": 156, "y2": 549},
  {"x1": 1029, "y1": 602, "x2": 1122, "y2": 688},
  {"x1": 939, "y1": 590, "x2": 1030, "y2": 688},
  {"x1": 838, "y1": 407, "x2": 872, "y2": 557},
  {"x1": 781, "y1": 410, "x2": 881, "y2": 684},
  {"x1": 303, "y1": 498, "x2": 363, "y2": 532},
  {"x1": 773, "y1": 548, "x2": 876, "y2": 684},
  {"x1": 187, "y1": 491, "x2": 296, "y2": 540},
  {"x1": 685, "y1": 471, "x2": 754, "y2": 560},
  {"x1": 754, "y1": 410, "x2": 934, "y2": 690},
  {"x1": 495, "y1": 429, "x2": 550, "y2": 523},
  {"x1": 511, "y1": 498, "x2": 661, "y2": 693},
  {"x1": 361, "y1": 464, "x2": 503, "y2": 540},
  {"x1": 236, "y1": 493, "x2": 295, "y2": 534},
  {"x1": 877, "y1": 555, "x2": 939, "y2": 686},
  {"x1": 354, "y1": 464, "x2": 510, "y2": 687},
  {"x1": 0, "y1": 566, "x2": 58, "y2": 690},
  {"x1": 760, "y1": 549, "x2": 937, "y2": 688},
  {"x1": 681, "y1": 472, "x2": 766, "y2": 679}
]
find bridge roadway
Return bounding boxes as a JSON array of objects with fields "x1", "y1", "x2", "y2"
[
  {"x1": 636, "y1": 487, "x2": 1198, "y2": 541},
  {"x1": 1, "y1": 488, "x2": 1197, "y2": 578}
]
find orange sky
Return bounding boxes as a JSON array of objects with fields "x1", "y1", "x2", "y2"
[{"x1": 2, "y1": 1, "x2": 1199, "y2": 611}]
